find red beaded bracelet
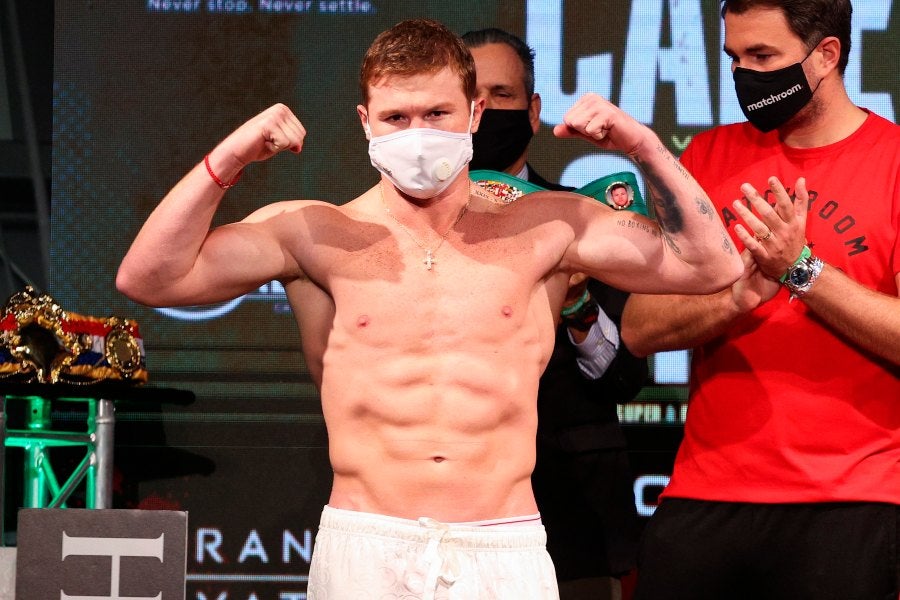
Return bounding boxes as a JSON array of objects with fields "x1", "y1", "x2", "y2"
[{"x1": 204, "y1": 154, "x2": 243, "y2": 189}]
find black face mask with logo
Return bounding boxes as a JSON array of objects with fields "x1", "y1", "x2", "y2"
[
  {"x1": 733, "y1": 48, "x2": 819, "y2": 133},
  {"x1": 470, "y1": 108, "x2": 534, "y2": 172}
]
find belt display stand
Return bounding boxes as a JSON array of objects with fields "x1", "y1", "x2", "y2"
[
  {"x1": 0, "y1": 382, "x2": 194, "y2": 544},
  {"x1": 0, "y1": 286, "x2": 197, "y2": 545}
]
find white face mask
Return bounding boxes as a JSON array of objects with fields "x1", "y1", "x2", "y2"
[{"x1": 366, "y1": 102, "x2": 474, "y2": 199}]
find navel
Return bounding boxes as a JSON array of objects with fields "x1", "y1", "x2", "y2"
[
  {"x1": 432, "y1": 456, "x2": 445, "y2": 463},
  {"x1": 357, "y1": 315, "x2": 370, "y2": 328},
  {"x1": 501, "y1": 305, "x2": 513, "y2": 318}
]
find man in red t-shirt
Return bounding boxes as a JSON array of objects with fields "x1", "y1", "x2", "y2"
[{"x1": 622, "y1": 1, "x2": 900, "y2": 598}]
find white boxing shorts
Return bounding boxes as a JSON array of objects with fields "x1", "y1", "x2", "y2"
[{"x1": 307, "y1": 505, "x2": 559, "y2": 599}]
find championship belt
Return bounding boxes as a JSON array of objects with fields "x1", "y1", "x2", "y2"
[
  {"x1": 0, "y1": 286, "x2": 148, "y2": 384},
  {"x1": 469, "y1": 170, "x2": 547, "y2": 203},
  {"x1": 470, "y1": 169, "x2": 649, "y2": 217}
]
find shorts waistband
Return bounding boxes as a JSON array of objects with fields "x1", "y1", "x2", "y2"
[{"x1": 319, "y1": 505, "x2": 547, "y2": 549}]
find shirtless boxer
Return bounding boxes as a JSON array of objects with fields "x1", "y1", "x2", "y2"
[{"x1": 117, "y1": 18, "x2": 741, "y2": 600}]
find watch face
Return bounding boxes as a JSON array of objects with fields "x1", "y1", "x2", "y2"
[{"x1": 789, "y1": 264, "x2": 811, "y2": 287}]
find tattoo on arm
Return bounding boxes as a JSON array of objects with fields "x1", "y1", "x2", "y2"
[
  {"x1": 631, "y1": 144, "x2": 731, "y2": 258},
  {"x1": 672, "y1": 159, "x2": 692, "y2": 181},
  {"x1": 721, "y1": 231, "x2": 736, "y2": 255},
  {"x1": 616, "y1": 218, "x2": 661, "y2": 238},
  {"x1": 652, "y1": 193, "x2": 685, "y2": 235},
  {"x1": 664, "y1": 233, "x2": 682, "y2": 254},
  {"x1": 655, "y1": 143, "x2": 692, "y2": 182},
  {"x1": 635, "y1": 146, "x2": 687, "y2": 235},
  {"x1": 615, "y1": 216, "x2": 682, "y2": 254},
  {"x1": 695, "y1": 197, "x2": 715, "y2": 220}
]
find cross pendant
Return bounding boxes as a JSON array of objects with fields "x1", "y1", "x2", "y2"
[{"x1": 423, "y1": 250, "x2": 436, "y2": 270}]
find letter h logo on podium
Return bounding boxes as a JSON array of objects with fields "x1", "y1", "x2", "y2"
[{"x1": 15, "y1": 509, "x2": 187, "y2": 600}]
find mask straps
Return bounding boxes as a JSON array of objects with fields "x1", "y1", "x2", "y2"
[
  {"x1": 800, "y1": 44, "x2": 818, "y2": 64},
  {"x1": 801, "y1": 38, "x2": 826, "y2": 97}
]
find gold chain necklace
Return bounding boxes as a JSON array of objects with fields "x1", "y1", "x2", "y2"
[{"x1": 379, "y1": 183, "x2": 470, "y2": 271}]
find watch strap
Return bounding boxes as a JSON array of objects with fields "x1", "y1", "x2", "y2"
[
  {"x1": 785, "y1": 255, "x2": 825, "y2": 301},
  {"x1": 780, "y1": 245, "x2": 812, "y2": 283}
]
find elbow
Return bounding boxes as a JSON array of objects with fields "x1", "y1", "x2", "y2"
[
  {"x1": 722, "y1": 253, "x2": 746, "y2": 288},
  {"x1": 116, "y1": 264, "x2": 161, "y2": 307},
  {"x1": 115, "y1": 267, "x2": 144, "y2": 304},
  {"x1": 620, "y1": 330, "x2": 652, "y2": 359},
  {"x1": 698, "y1": 253, "x2": 743, "y2": 294}
]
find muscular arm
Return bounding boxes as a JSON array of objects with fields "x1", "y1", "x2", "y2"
[
  {"x1": 117, "y1": 104, "x2": 307, "y2": 307},
  {"x1": 621, "y1": 248, "x2": 780, "y2": 357},
  {"x1": 554, "y1": 94, "x2": 741, "y2": 294}
]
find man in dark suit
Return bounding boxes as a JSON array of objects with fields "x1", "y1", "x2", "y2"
[{"x1": 463, "y1": 28, "x2": 648, "y2": 600}]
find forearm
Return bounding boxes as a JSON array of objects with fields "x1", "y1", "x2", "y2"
[
  {"x1": 117, "y1": 156, "x2": 229, "y2": 305},
  {"x1": 620, "y1": 289, "x2": 743, "y2": 357},
  {"x1": 800, "y1": 266, "x2": 900, "y2": 365},
  {"x1": 631, "y1": 138, "x2": 739, "y2": 288}
]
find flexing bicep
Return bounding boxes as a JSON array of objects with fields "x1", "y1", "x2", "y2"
[
  {"x1": 564, "y1": 205, "x2": 702, "y2": 294},
  {"x1": 118, "y1": 203, "x2": 305, "y2": 308},
  {"x1": 170, "y1": 199, "x2": 315, "y2": 305},
  {"x1": 179, "y1": 220, "x2": 299, "y2": 305},
  {"x1": 577, "y1": 192, "x2": 739, "y2": 295}
]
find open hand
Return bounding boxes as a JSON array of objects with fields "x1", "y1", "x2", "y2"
[{"x1": 732, "y1": 176, "x2": 809, "y2": 280}]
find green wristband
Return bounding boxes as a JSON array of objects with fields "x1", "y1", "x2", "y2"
[
  {"x1": 560, "y1": 287, "x2": 591, "y2": 316},
  {"x1": 780, "y1": 245, "x2": 812, "y2": 283}
]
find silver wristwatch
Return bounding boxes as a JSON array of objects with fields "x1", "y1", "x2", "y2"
[{"x1": 783, "y1": 253, "x2": 824, "y2": 300}]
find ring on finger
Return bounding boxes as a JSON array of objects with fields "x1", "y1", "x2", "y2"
[{"x1": 755, "y1": 229, "x2": 772, "y2": 242}]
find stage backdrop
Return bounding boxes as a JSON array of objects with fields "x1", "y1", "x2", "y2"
[{"x1": 47, "y1": 1, "x2": 897, "y2": 597}]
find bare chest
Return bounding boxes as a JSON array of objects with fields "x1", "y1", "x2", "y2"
[{"x1": 299, "y1": 216, "x2": 567, "y2": 348}]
